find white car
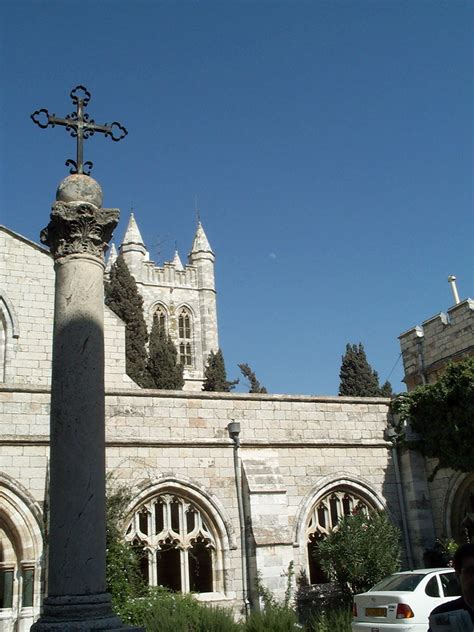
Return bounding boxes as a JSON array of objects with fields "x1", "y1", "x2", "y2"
[{"x1": 351, "y1": 568, "x2": 461, "y2": 632}]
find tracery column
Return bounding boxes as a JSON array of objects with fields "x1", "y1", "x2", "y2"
[{"x1": 32, "y1": 174, "x2": 141, "y2": 631}]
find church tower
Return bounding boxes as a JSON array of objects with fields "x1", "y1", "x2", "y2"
[
  {"x1": 188, "y1": 222, "x2": 218, "y2": 364},
  {"x1": 118, "y1": 214, "x2": 218, "y2": 391}
]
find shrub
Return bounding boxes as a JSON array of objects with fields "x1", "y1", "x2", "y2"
[
  {"x1": 118, "y1": 587, "x2": 240, "y2": 631},
  {"x1": 316, "y1": 510, "x2": 401, "y2": 596},
  {"x1": 307, "y1": 606, "x2": 352, "y2": 632},
  {"x1": 244, "y1": 606, "x2": 299, "y2": 632}
]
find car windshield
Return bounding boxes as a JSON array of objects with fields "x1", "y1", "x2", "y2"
[{"x1": 369, "y1": 573, "x2": 427, "y2": 592}]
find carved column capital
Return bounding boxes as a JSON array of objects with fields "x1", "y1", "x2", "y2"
[{"x1": 41, "y1": 201, "x2": 119, "y2": 260}]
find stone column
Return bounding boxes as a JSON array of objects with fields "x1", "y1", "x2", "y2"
[{"x1": 32, "y1": 175, "x2": 141, "y2": 631}]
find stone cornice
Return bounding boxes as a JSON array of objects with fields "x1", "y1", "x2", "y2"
[
  {"x1": 0, "y1": 383, "x2": 390, "y2": 405},
  {"x1": 0, "y1": 435, "x2": 390, "y2": 449}
]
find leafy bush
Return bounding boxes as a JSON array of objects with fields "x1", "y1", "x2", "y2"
[
  {"x1": 244, "y1": 606, "x2": 299, "y2": 632},
  {"x1": 316, "y1": 511, "x2": 401, "y2": 596},
  {"x1": 119, "y1": 587, "x2": 240, "y2": 631},
  {"x1": 391, "y1": 358, "x2": 474, "y2": 475},
  {"x1": 307, "y1": 606, "x2": 352, "y2": 632}
]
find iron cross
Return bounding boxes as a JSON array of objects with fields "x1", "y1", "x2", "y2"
[{"x1": 31, "y1": 85, "x2": 128, "y2": 176}]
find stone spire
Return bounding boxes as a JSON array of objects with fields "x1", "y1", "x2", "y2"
[
  {"x1": 189, "y1": 221, "x2": 213, "y2": 259},
  {"x1": 105, "y1": 242, "x2": 118, "y2": 272},
  {"x1": 172, "y1": 250, "x2": 184, "y2": 270},
  {"x1": 120, "y1": 212, "x2": 147, "y2": 278},
  {"x1": 121, "y1": 212, "x2": 146, "y2": 251},
  {"x1": 187, "y1": 221, "x2": 218, "y2": 362}
]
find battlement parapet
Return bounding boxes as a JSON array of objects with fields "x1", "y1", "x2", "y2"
[
  {"x1": 399, "y1": 299, "x2": 474, "y2": 390},
  {"x1": 142, "y1": 260, "x2": 198, "y2": 288},
  {"x1": 447, "y1": 298, "x2": 474, "y2": 325}
]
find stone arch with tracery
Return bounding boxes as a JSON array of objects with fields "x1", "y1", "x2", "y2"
[
  {"x1": 125, "y1": 485, "x2": 228, "y2": 595},
  {"x1": 305, "y1": 485, "x2": 378, "y2": 584},
  {"x1": 151, "y1": 302, "x2": 168, "y2": 333},
  {"x1": 177, "y1": 306, "x2": 193, "y2": 368},
  {"x1": 0, "y1": 475, "x2": 43, "y2": 625}
]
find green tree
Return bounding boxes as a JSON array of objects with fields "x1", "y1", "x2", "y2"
[
  {"x1": 202, "y1": 349, "x2": 238, "y2": 392},
  {"x1": 391, "y1": 357, "x2": 474, "y2": 474},
  {"x1": 105, "y1": 256, "x2": 151, "y2": 387},
  {"x1": 339, "y1": 343, "x2": 390, "y2": 397},
  {"x1": 316, "y1": 511, "x2": 401, "y2": 596},
  {"x1": 380, "y1": 380, "x2": 394, "y2": 398},
  {"x1": 238, "y1": 363, "x2": 267, "y2": 393},
  {"x1": 147, "y1": 313, "x2": 184, "y2": 389}
]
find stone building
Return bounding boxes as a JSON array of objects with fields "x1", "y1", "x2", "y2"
[
  {"x1": 0, "y1": 213, "x2": 471, "y2": 631},
  {"x1": 114, "y1": 213, "x2": 219, "y2": 391},
  {"x1": 398, "y1": 298, "x2": 474, "y2": 556},
  {"x1": 399, "y1": 298, "x2": 474, "y2": 391}
]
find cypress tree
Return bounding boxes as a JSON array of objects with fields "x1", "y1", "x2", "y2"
[
  {"x1": 339, "y1": 343, "x2": 381, "y2": 397},
  {"x1": 105, "y1": 256, "x2": 151, "y2": 388},
  {"x1": 380, "y1": 380, "x2": 394, "y2": 398},
  {"x1": 238, "y1": 363, "x2": 267, "y2": 393},
  {"x1": 202, "y1": 349, "x2": 238, "y2": 392},
  {"x1": 147, "y1": 313, "x2": 184, "y2": 390}
]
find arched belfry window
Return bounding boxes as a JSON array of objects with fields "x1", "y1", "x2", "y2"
[
  {"x1": 306, "y1": 488, "x2": 374, "y2": 584},
  {"x1": 154, "y1": 304, "x2": 167, "y2": 332},
  {"x1": 177, "y1": 308, "x2": 193, "y2": 367},
  {"x1": 125, "y1": 492, "x2": 216, "y2": 593}
]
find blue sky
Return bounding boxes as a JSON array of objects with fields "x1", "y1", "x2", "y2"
[{"x1": 1, "y1": 0, "x2": 472, "y2": 395}]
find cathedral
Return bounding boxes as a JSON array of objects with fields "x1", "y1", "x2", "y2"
[{"x1": 0, "y1": 207, "x2": 473, "y2": 631}]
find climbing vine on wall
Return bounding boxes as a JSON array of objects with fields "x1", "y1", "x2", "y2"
[{"x1": 390, "y1": 357, "x2": 474, "y2": 474}]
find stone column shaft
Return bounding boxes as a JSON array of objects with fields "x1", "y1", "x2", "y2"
[
  {"x1": 48, "y1": 255, "x2": 107, "y2": 596},
  {"x1": 32, "y1": 175, "x2": 142, "y2": 631}
]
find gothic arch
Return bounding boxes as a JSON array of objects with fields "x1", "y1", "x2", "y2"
[
  {"x1": 149, "y1": 302, "x2": 169, "y2": 330},
  {"x1": 124, "y1": 476, "x2": 236, "y2": 596},
  {"x1": 294, "y1": 474, "x2": 385, "y2": 584},
  {"x1": 176, "y1": 305, "x2": 194, "y2": 367},
  {"x1": 0, "y1": 291, "x2": 20, "y2": 382},
  {"x1": 293, "y1": 474, "x2": 385, "y2": 545},
  {"x1": 175, "y1": 303, "x2": 196, "y2": 319},
  {"x1": 0, "y1": 473, "x2": 44, "y2": 621},
  {"x1": 444, "y1": 472, "x2": 474, "y2": 543}
]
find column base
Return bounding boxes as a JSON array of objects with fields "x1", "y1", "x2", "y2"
[{"x1": 31, "y1": 592, "x2": 143, "y2": 631}]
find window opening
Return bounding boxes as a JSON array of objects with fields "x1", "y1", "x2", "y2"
[
  {"x1": 177, "y1": 309, "x2": 193, "y2": 366},
  {"x1": 306, "y1": 488, "x2": 372, "y2": 584},
  {"x1": 0, "y1": 569, "x2": 14, "y2": 609},
  {"x1": 127, "y1": 493, "x2": 215, "y2": 593},
  {"x1": 21, "y1": 568, "x2": 34, "y2": 608},
  {"x1": 154, "y1": 306, "x2": 167, "y2": 332}
]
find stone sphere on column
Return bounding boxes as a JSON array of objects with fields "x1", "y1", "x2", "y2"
[{"x1": 56, "y1": 174, "x2": 103, "y2": 207}]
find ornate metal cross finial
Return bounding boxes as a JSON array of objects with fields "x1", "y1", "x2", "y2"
[{"x1": 31, "y1": 85, "x2": 128, "y2": 176}]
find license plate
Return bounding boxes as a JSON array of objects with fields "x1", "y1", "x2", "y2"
[
  {"x1": 371, "y1": 629, "x2": 380, "y2": 632},
  {"x1": 366, "y1": 607, "x2": 386, "y2": 617}
]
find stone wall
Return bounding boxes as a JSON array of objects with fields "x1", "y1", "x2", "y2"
[
  {"x1": 0, "y1": 226, "x2": 135, "y2": 390},
  {"x1": 0, "y1": 385, "x2": 396, "y2": 607},
  {"x1": 399, "y1": 298, "x2": 474, "y2": 552}
]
